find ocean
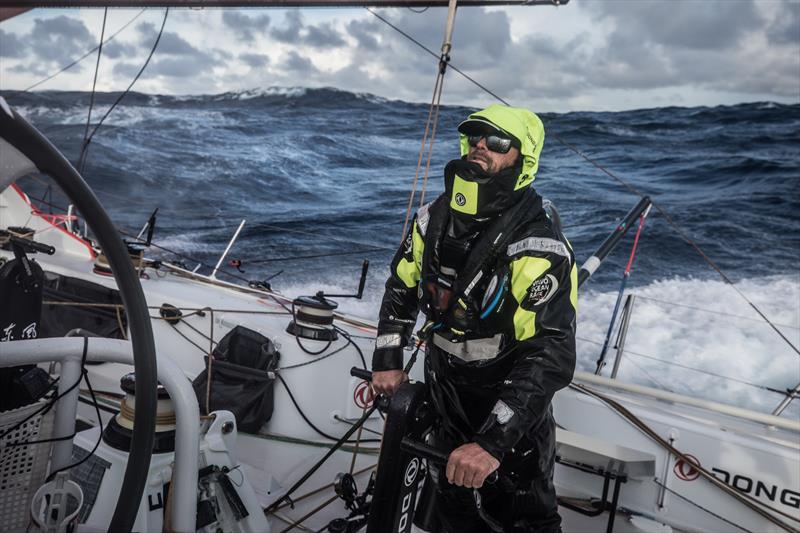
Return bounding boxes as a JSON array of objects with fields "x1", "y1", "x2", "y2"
[{"x1": 4, "y1": 88, "x2": 800, "y2": 419}]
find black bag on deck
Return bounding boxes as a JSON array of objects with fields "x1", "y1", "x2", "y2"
[
  {"x1": 0, "y1": 252, "x2": 50, "y2": 411},
  {"x1": 192, "y1": 326, "x2": 280, "y2": 433}
]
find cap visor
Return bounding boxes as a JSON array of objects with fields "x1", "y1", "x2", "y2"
[{"x1": 457, "y1": 118, "x2": 504, "y2": 136}]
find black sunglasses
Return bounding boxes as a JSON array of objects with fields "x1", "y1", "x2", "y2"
[{"x1": 467, "y1": 133, "x2": 513, "y2": 154}]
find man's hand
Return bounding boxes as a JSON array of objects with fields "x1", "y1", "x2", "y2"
[
  {"x1": 370, "y1": 369, "x2": 408, "y2": 396},
  {"x1": 446, "y1": 443, "x2": 500, "y2": 489}
]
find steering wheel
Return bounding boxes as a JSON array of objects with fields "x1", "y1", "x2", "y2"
[{"x1": 0, "y1": 98, "x2": 157, "y2": 533}]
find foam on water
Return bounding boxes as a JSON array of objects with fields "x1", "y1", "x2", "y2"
[{"x1": 578, "y1": 275, "x2": 800, "y2": 416}]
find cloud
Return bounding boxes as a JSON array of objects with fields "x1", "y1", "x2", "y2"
[
  {"x1": 304, "y1": 23, "x2": 346, "y2": 48},
  {"x1": 269, "y1": 10, "x2": 345, "y2": 48},
  {"x1": 103, "y1": 39, "x2": 138, "y2": 60},
  {"x1": 240, "y1": 52, "x2": 269, "y2": 68},
  {"x1": 490, "y1": 0, "x2": 799, "y2": 101},
  {"x1": 0, "y1": 28, "x2": 26, "y2": 58},
  {"x1": 767, "y1": 1, "x2": 800, "y2": 45},
  {"x1": 132, "y1": 26, "x2": 222, "y2": 76},
  {"x1": 583, "y1": 0, "x2": 763, "y2": 51},
  {"x1": 281, "y1": 50, "x2": 316, "y2": 74},
  {"x1": 346, "y1": 18, "x2": 380, "y2": 49},
  {"x1": 222, "y1": 11, "x2": 271, "y2": 42},
  {"x1": 156, "y1": 32, "x2": 202, "y2": 56},
  {"x1": 29, "y1": 15, "x2": 95, "y2": 65},
  {"x1": 271, "y1": 10, "x2": 303, "y2": 43},
  {"x1": 112, "y1": 61, "x2": 142, "y2": 79},
  {"x1": 147, "y1": 57, "x2": 208, "y2": 78}
]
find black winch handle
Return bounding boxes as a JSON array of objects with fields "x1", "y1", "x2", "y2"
[
  {"x1": 349, "y1": 367, "x2": 392, "y2": 411},
  {"x1": 9, "y1": 234, "x2": 55, "y2": 255},
  {"x1": 350, "y1": 367, "x2": 373, "y2": 381},
  {"x1": 400, "y1": 437, "x2": 498, "y2": 485}
]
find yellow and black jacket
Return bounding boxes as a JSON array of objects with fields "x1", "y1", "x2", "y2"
[{"x1": 372, "y1": 189, "x2": 577, "y2": 465}]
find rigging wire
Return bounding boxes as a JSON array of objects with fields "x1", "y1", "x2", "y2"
[
  {"x1": 81, "y1": 8, "x2": 169, "y2": 168},
  {"x1": 365, "y1": 7, "x2": 506, "y2": 104},
  {"x1": 651, "y1": 478, "x2": 753, "y2": 533},
  {"x1": 635, "y1": 294, "x2": 800, "y2": 330},
  {"x1": 12, "y1": 9, "x2": 147, "y2": 95},
  {"x1": 366, "y1": 7, "x2": 800, "y2": 359},
  {"x1": 365, "y1": 5, "x2": 456, "y2": 243},
  {"x1": 577, "y1": 335, "x2": 790, "y2": 396},
  {"x1": 77, "y1": 7, "x2": 109, "y2": 174}
]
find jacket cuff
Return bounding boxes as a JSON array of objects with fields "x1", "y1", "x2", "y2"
[
  {"x1": 473, "y1": 399, "x2": 526, "y2": 460},
  {"x1": 473, "y1": 435, "x2": 505, "y2": 463},
  {"x1": 371, "y1": 347, "x2": 404, "y2": 371}
]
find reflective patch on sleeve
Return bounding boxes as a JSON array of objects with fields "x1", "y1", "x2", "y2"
[
  {"x1": 416, "y1": 202, "x2": 431, "y2": 236},
  {"x1": 507, "y1": 237, "x2": 571, "y2": 262},
  {"x1": 375, "y1": 333, "x2": 402, "y2": 350},
  {"x1": 491, "y1": 400, "x2": 514, "y2": 425},
  {"x1": 396, "y1": 223, "x2": 424, "y2": 288}
]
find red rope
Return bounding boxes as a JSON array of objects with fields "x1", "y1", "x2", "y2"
[{"x1": 624, "y1": 210, "x2": 649, "y2": 275}]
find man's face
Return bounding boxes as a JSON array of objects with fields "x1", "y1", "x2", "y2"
[{"x1": 466, "y1": 135, "x2": 520, "y2": 175}]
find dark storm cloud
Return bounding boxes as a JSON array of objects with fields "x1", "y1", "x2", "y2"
[
  {"x1": 584, "y1": 0, "x2": 762, "y2": 51},
  {"x1": 334, "y1": 2, "x2": 797, "y2": 106},
  {"x1": 346, "y1": 18, "x2": 380, "y2": 49},
  {"x1": 450, "y1": 9, "x2": 511, "y2": 69},
  {"x1": 147, "y1": 57, "x2": 207, "y2": 78},
  {"x1": 29, "y1": 15, "x2": 95, "y2": 65},
  {"x1": 544, "y1": 0, "x2": 799, "y2": 99},
  {"x1": 9, "y1": 63, "x2": 50, "y2": 77},
  {"x1": 240, "y1": 52, "x2": 269, "y2": 68},
  {"x1": 271, "y1": 10, "x2": 303, "y2": 43},
  {"x1": 768, "y1": 1, "x2": 800, "y2": 45},
  {"x1": 269, "y1": 10, "x2": 346, "y2": 48},
  {"x1": 304, "y1": 23, "x2": 346, "y2": 48},
  {"x1": 329, "y1": 8, "x2": 515, "y2": 100},
  {"x1": 157, "y1": 32, "x2": 201, "y2": 56},
  {"x1": 0, "y1": 29, "x2": 26, "y2": 58},
  {"x1": 112, "y1": 61, "x2": 141, "y2": 79},
  {"x1": 133, "y1": 28, "x2": 223, "y2": 73},
  {"x1": 103, "y1": 40, "x2": 138, "y2": 60},
  {"x1": 281, "y1": 50, "x2": 316, "y2": 74},
  {"x1": 222, "y1": 11, "x2": 271, "y2": 42}
]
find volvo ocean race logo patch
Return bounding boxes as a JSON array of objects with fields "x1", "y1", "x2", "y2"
[
  {"x1": 525, "y1": 274, "x2": 558, "y2": 308},
  {"x1": 455, "y1": 192, "x2": 466, "y2": 207}
]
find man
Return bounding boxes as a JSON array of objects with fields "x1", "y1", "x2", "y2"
[{"x1": 371, "y1": 104, "x2": 577, "y2": 532}]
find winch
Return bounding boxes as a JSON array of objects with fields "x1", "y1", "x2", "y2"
[
  {"x1": 286, "y1": 259, "x2": 370, "y2": 343},
  {"x1": 102, "y1": 372, "x2": 177, "y2": 453},
  {"x1": 286, "y1": 293, "x2": 339, "y2": 342}
]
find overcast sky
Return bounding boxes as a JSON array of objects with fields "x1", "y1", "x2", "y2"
[{"x1": 1, "y1": 1, "x2": 798, "y2": 112}]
